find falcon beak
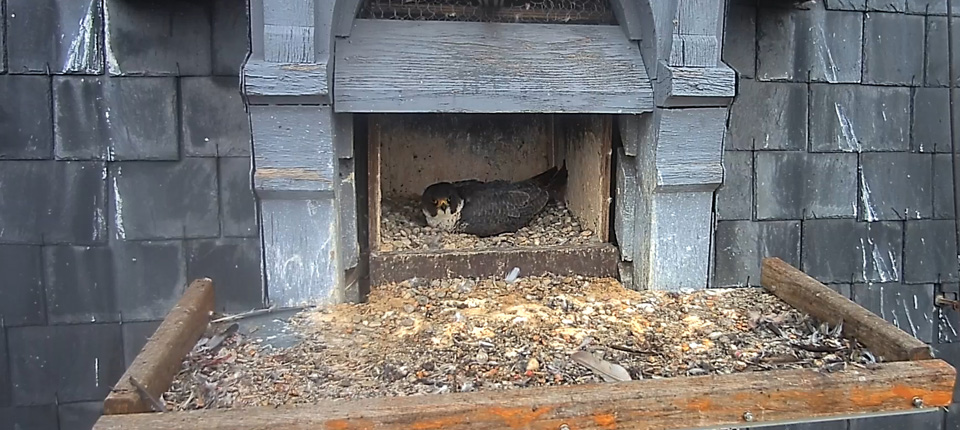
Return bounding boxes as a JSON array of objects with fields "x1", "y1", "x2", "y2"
[{"x1": 437, "y1": 198, "x2": 449, "y2": 211}]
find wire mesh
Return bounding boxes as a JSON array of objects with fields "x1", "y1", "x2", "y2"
[{"x1": 358, "y1": 0, "x2": 617, "y2": 25}]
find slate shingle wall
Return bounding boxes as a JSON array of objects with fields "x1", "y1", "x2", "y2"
[
  {"x1": 721, "y1": 1, "x2": 960, "y2": 428},
  {"x1": 0, "y1": 1, "x2": 261, "y2": 428}
]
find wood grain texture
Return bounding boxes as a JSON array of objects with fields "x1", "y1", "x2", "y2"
[
  {"x1": 761, "y1": 257, "x2": 934, "y2": 362},
  {"x1": 243, "y1": 60, "x2": 328, "y2": 103},
  {"x1": 375, "y1": 114, "x2": 553, "y2": 197},
  {"x1": 333, "y1": 20, "x2": 654, "y2": 114},
  {"x1": 333, "y1": 0, "x2": 363, "y2": 37},
  {"x1": 640, "y1": 190, "x2": 714, "y2": 290},
  {"x1": 334, "y1": 113, "x2": 353, "y2": 159},
  {"x1": 563, "y1": 115, "x2": 613, "y2": 242},
  {"x1": 263, "y1": 24, "x2": 314, "y2": 63},
  {"x1": 94, "y1": 359, "x2": 956, "y2": 429},
  {"x1": 339, "y1": 159, "x2": 360, "y2": 271},
  {"x1": 654, "y1": 107, "x2": 726, "y2": 189},
  {"x1": 656, "y1": 64, "x2": 736, "y2": 106},
  {"x1": 251, "y1": 105, "x2": 336, "y2": 195},
  {"x1": 261, "y1": 198, "x2": 343, "y2": 307},
  {"x1": 103, "y1": 279, "x2": 215, "y2": 415},
  {"x1": 615, "y1": 148, "x2": 638, "y2": 262},
  {"x1": 367, "y1": 118, "x2": 382, "y2": 251},
  {"x1": 370, "y1": 244, "x2": 619, "y2": 285}
]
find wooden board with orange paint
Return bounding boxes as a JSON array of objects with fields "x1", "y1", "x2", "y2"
[{"x1": 94, "y1": 359, "x2": 955, "y2": 430}]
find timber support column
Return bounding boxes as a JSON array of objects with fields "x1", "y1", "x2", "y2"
[
  {"x1": 241, "y1": 0, "x2": 359, "y2": 307},
  {"x1": 617, "y1": 0, "x2": 736, "y2": 291}
]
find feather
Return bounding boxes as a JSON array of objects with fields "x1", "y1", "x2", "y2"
[{"x1": 570, "y1": 351, "x2": 632, "y2": 382}]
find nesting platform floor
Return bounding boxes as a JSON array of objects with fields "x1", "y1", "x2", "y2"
[{"x1": 163, "y1": 275, "x2": 878, "y2": 410}]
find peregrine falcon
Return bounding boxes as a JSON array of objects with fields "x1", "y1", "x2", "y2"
[{"x1": 420, "y1": 164, "x2": 567, "y2": 237}]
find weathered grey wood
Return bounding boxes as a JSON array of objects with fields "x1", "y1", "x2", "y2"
[
  {"x1": 679, "y1": 35, "x2": 719, "y2": 67},
  {"x1": 338, "y1": 159, "x2": 359, "y2": 271},
  {"x1": 609, "y1": 0, "x2": 645, "y2": 41},
  {"x1": 653, "y1": 107, "x2": 726, "y2": 189},
  {"x1": 333, "y1": 0, "x2": 363, "y2": 37},
  {"x1": 263, "y1": 24, "x2": 314, "y2": 63},
  {"x1": 250, "y1": 105, "x2": 336, "y2": 196},
  {"x1": 262, "y1": 0, "x2": 314, "y2": 27},
  {"x1": 333, "y1": 20, "x2": 654, "y2": 114},
  {"x1": 674, "y1": 0, "x2": 724, "y2": 67},
  {"x1": 618, "y1": 115, "x2": 640, "y2": 157},
  {"x1": 615, "y1": 148, "x2": 638, "y2": 262},
  {"x1": 656, "y1": 63, "x2": 736, "y2": 107},
  {"x1": 249, "y1": 0, "x2": 265, "y2": 60},
  {"x1": 634, "y1": 190, "x2": 715, "y2": 290},
  {"x1": 669, "y1": 35, "x2": 685, "y2": 66},
  {"x1": 652, "y1": 0, "x2": 681, "y2": 71},
  {"x1": 261, "y1": 198, "x2": 343, "y2": 307},
  {"x1": 243, "y1": 60, "x2": 328, "y2": 104},
  {"x1": 334, "y1": 113, "x2": 353, "y2": 159}
]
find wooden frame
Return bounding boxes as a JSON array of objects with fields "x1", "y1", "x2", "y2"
[
  {"x1": 95, "y1": 259, "x2": 955, "y2": 429},
  {"x1": 365, "y1": 113, "x2": 619, "y2": 285}
]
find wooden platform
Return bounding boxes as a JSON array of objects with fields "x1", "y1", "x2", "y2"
[{"x1": 95, "y1": 258, "x2": 955, "y2": 430}]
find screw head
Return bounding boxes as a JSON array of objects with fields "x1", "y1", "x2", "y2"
[
  {"x1": 913, "y1": 397, "x2": 924, "y2": 408},
  {"x1": 743, "y1": 411, "x2": 754, "y2": 422},
  {"x1": 559, "y1": 425, "x2": 571, "y2": 430}
]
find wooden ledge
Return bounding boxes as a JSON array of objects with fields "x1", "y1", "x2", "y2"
[
  {"x1": 103, "y1": 278, "x2": 215, "y2": 415},
  {"x1": 94, "y1": 359, "x2": 955, "y2": 430}
]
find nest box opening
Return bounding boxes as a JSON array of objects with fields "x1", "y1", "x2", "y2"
[{"x1": 361, "y1": 113, "x2": 621, "y2": 286}]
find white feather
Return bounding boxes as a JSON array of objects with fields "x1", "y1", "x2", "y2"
[{"x1": 424, "y1": 200, "x2": 463, "y2": 231}]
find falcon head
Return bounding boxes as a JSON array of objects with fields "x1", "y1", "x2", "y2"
[{"x1": 421, "y1": 183, "x2": 464, "y2": 230}]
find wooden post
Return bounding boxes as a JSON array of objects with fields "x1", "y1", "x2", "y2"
[
  {"x1": 760, "y1": 257, "x2": 933, "y2": 362},
  {"x1": 103, "y1": 278, "x2": 216, "y2": 415}
]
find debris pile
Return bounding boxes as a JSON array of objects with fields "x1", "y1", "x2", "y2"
[
  {"x1": 378, "y1": 197, "x2": 601, "y2": 252},
  {"x1": 164, "y1": 276, "x2": 877, "y2": 411}
]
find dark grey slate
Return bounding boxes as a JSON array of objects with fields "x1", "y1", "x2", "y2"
[
  {"x1": 908, "y1": 0, "x2": 960, "y2": 14},
  {"x1": 859, "y1": 153, "x2": 933, "y2": 221},
  {"x1": 8, "y1": 324, "x2": 124, "y2": 405},
  {"x1": 59, "y1": 401, "x2": 103, "y2": 430},
  {"x1": 904, "y1": 219, "x2": 959, "y2": 283},
  {"x1": 867, "y1": 0, "x2": 906, "y2": 11},
  {"x1": 54, "y1": 76, "x2": 179, "y2": 161},
  {"x1": 935, "y1": 154, "x2": 956, "y2": 219},
  {"x1": 757, "y1": 8, "x2": 863, "y2": 83},
  {"x1": 0, "y1": 245, "x2": 45, "y2": 327},
  {"x1": 181, "y1": 77, "x2": 251, "y2": 157},
  {"x1": 747, "y1": 420, "x2": 848, "y2": 430},
  {"x1": 6, "y1": 0, "x2": 103, "y2": 74},
  {"x1": 948, "y1": 402, "x2": 960, "y2": 430},
  {"x1": 755, "y1": 152, "x2": 858, "y2": 219},
  {"x1": 802, "y1": 219, "x2": 903, "y2": 283},
  {"x1": 104, "y1": 0, "x2": 212, "y2": 76},
  {"x1": 849, "y1": 410, "x2": 942, "y2": 430},
  {"x1": 0, "y1": 161, "x2": 49, "y2": 244},
  {"x1": 109, "y1": 159, "x2": 220, "y2": 240},
  {"x1": 939, "y1": 283, "x2": 960, "y2": 343},
  {"x1": 722, "y1": 4, "x2": 756, "y2": 79},
  {"x1": 935, "y1": 342, "x2": 960, "y2": 400},
  {"x1": 913, "y1": 88, "x2": 952, "y2": 153},
  {"x1": 113, "y1": 240, "x2": 186, "y2": 322},
  {"x1": 43, "y1": 246, "x2": 118, "y2": 324},
  {"x1": 219, "y1": 157, "x2": 258, "y2": 237},
  {"x1": 851, "y1": 283, "x2": 935, "y2": 343},
  {"x1": 0, "y1": 405, "x2": 60, "y2": 430},
  {"x1": 0, "y1": 329, "x2": 8, "y2": 407},
  {"x1": 44, "y1": 161, "x2": 108, "y2": 245},
  {"x1": 809, "y1": 84, "x2": 911, "y2": 152},
  {"x1": 824, "y1": 0, "x2": 867, "y2": 10},
  {"x1": 212, "y1": 0, "x2": 249, "y2": 76},
  {"x1": 121, "y1": 320, "x2": 161, "y2": 367},
  {"x1": 713, "y1": 220, "x2": 801, "y2": 286},
  {"x1": 0, "y1": 75, "x2": 53, "y2": 159},
  {"x1": 727, "y1": 80, "x2": 807, "y2": 151},
  {"x1": 715, "y1": 151, "x2": 753, "y2": 220},
  {"x1": 927, "y1": 17, "x2": 960, "y2": 87},
  {"x1": 827, "y1": 283, "x2": 853, "y2": 299},
  {"x1": 863, "y1": 12, "x2": 924, "y2": 86},
  {"x1": 0, "y1": 0, "x2": 5, "y2": 73},
  {"x1": 186, "y1": 238, "x2": 264, "y2": 314}
]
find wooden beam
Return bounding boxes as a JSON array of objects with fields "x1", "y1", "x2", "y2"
[
  {"x1": 103, "y1": 279, "x2": 215, "y2": 415},
  {"x1": 370, "y1": 244, "x2": 620, "y2": 286},
  {"x1": 94, "y1": 359, "x2": 955, "y2": 430},
  {"x1": 760, "y1": 257, "x2": 933, "y2": 362}
]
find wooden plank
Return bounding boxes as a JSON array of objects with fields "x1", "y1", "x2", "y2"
[
  {"x1": 333, "y1": 20, "x2": 654, "y2": 114},
  {"x1": 358, "y1": 3, "x2": 614, "y2": 24},
  {"x1": 102, "y1": 279, "x2": 215, "y2": 415},
  {"x1": 614, "y1": 148, "x2": 638, "y2": 261},
  {"x1": 367, "y1": 116, "x2": 382, "y2": 251},
  {"x1": 339, "y1": 159, "x2": 360, "y2": 271},
  {"x1": 370, "y1": 244, "x2": 619, "y2": 286},
  {"x1": 243, "y1": 60, "x2": 328, "y2": 104},
  {"x1": 376, "y1": 114, "x2": 553, "y2": 197},
  {"x1": 656, "y1": 64, "x2": 737, "y2": 106},
  {"x1": 653, "y1": 107, "x2": 726, "y2": 189},
  {"x1": 761, "y1": 257, "x2": 934, "y2": 362},
  {"x1": 250, "y1": 105, "x2": 336, "y2": 196},
  {"x1": 94, "y1": 359, "x2": 956, "y2": 430},
  {"x1": 563, "y1": 115, "x2": 613, "y2": 242}
]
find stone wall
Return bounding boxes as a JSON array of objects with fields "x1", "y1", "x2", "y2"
[
  {"x1": 0, "y1": 0, "x2": 261, "y2": 428},
  {"x1": 719, "y1": 1, "x2": 960, "y2": 428}
]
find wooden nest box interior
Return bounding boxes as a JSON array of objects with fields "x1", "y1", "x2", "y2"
[{"x1": 365, "y1": 113, "x2": 620, "y2": 285}]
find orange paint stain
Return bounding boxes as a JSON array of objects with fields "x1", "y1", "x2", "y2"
[
  {"x1": 410, "y1": 416, "x2": 467, "y2": 430},
  {"x1": 326, "y1": 419, "x2": 374, "y2": 430},
  {"x1": 683, "y1": 398, "x2": 713, "y2": 412},
  {"x1": 593, "y1": 413, "x2": 618, "y2": 429},
  {"x1": 488, "y1": 406, "x2": 554, "y2": 428}
]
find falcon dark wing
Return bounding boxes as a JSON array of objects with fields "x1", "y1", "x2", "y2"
[{"x1": 457, "y1": 181, "x2": 549, "y2": 237}]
